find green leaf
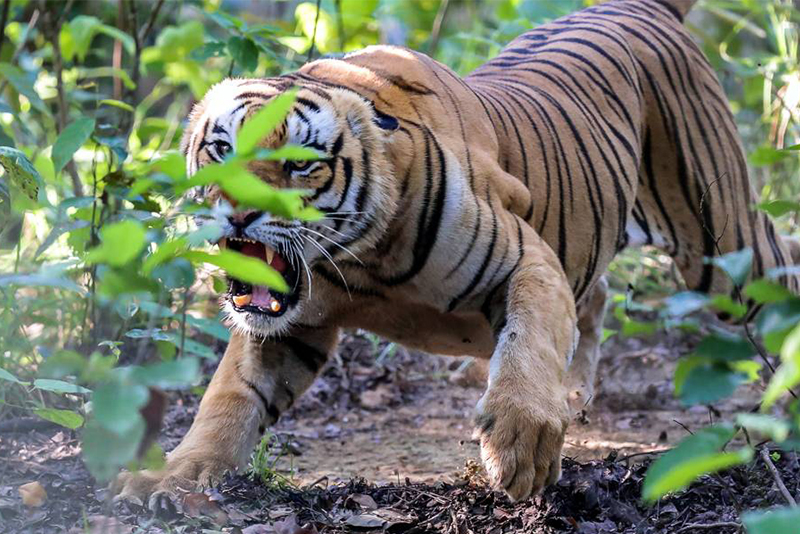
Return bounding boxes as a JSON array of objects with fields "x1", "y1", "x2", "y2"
[
  {"x1": 85, "y1": 220, "x2": 147, "y2": 267},
  {"x1": 0, "y1": 146, "x2": 42, "y2": 201},
  {"x1": 706, "y1": 248, "x2": 753, "y2": 287},
  {"x1": 62, "y1": 16, "x2": 134, "y2": 62},
  {"x1": 130, "y1": 358, "x2": 199, "y2": 389},
  {"x1": 182, "y1": 249, "x2": 288, "y2": 292},
  {"x1": 757, "y1": 299, "x2": 800, "y2": 353},
  {"x1": 173, "y1": 337, "x2": 217, "y2": 359},
  {"x1": 643, "y1": 425, "x2": 751, "y2": 502},
  {"x1": 763, "y1": 323, "x2": 800, "y2": 409},
  {"x1": 190, "y1": 41, "x2": 227, "y2": 61},
  {"x1": 663, "y1": 291, "x2": 710, "y2": 317},
  {"x1": 92, "y1": 382, "x2": 149, "y2": 436},
  {"x1": 33, "y1": 408, "x2": 84, "y2": 430},
  {"x1": 0, "y1": 272, "x2": 86, "y2": 294},
  {"x1": 756, "y1": 200, "x2": 800, "y2": 218},
  {"x1": 236, "y1": 89, "x2": 297, "y2": 155},
  {"x1": 125, "y1": 328, "x2": 173, "y2": 341},
  {"x1": 254, "y1": 145, "x2": 323, "y2": 161},
  {"x1": 695, "y1": 333, "x2": 754, "y2": 362},
  {"x1": 0, "y1": 368, "x2": 27, "y2": 385},
  {"x1": 743, "y1": 507, "x2": 800, "y2": 534},
  {"x1": 709, "y1": 294, "x2": 747, "y2": 319},
  {"x1": 38, "y1": 350, "x2": 87, "y2": 379},
  {"x1": 187, "y1": 315, "x2": 231, "y2": 342},
  {"x1": 33, "y1": 378, "x2": 91, "y2": 395},
  {"x1": 82, "y1": 417, "x2": 144, "y2": 482},
  {"x1": 674, "y1": 356, "x2": 748, "y2": 406},
  {"x1": 744, "y1": 279, "x2": 794, "y2": 304},
  {"x1": 0, "y1": 63, "x2": 47, "y2": 112},
  {"x1": 736, "y1": 414, "x2": 789, "y2": 443},
  {"x1": 52, "y1": 118, "x2": 96, "y2": 174},
  {"x1": 138, "y1": 443, "x2": 166, "y2": 471},
  {"x1": 99, "y1": 99, "x2": 135, "y2": 113},
  {"x1": 749, "y1": 145, "x2": 792, "y2": 166},
  {"x1": 227, "y1": 35, "x2": 259, "y2": 72}
]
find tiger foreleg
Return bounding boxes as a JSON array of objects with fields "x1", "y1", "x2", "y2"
[
  {"x1": 473, "y1": 230, "x2": 577, "y2": 501},
  {"x1": 114, "y1": 327, "x2": 339, "y2": 508}
]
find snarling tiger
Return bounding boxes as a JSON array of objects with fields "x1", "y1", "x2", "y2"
[{"x1": 115, "y1": 0, "x2": 800, "y2": 505}]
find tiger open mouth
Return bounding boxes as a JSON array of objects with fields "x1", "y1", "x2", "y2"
[{"x1": 220, "y1": 237, "x2": 300, "y2": 317}]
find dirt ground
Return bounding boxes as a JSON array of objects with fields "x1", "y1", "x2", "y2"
[{"x1": 0, "y1": 327, "x2": 785, "y2": 533}]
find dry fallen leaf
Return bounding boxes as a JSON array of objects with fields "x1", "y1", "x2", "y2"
[
  {"x1": 182, "y1": 492, "x2": 228, "y2": 526},
  {"x1": 345, "y1": 508, "x2": 413, "y2": 529},
  {"x1": 348, "y1": 493, "x2": 378, "y2": 510},
  {"x1": 273, "y1": 514, "x2": 316, "y2": 534},
  {"x1": 18, "y1": 481, "x2": 47, "y2": 508},
  {"x1": 68, "y1": 515, "x2": 132, "y2": 534}
]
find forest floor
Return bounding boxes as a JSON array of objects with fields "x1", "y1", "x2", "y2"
[{"x1": 1, "y1": 328, "x2": 794, "y2": 533}]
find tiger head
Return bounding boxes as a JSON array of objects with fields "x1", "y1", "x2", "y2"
[{"x1": 182, "y1": 79, "x2": 401, "y2": 336}]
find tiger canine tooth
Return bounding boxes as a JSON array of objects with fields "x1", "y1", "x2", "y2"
[
  {"x1": 233, "y1": 294, "x2": 252, "y2": 307},
  {"x1": 269, "y1": 298, "x2": 281, "y2": 313},
  {"x1": 265, "y1": 247, "x2": 275, "y2": 264}
]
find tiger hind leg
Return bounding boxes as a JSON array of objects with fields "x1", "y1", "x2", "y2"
[{"x1": 565, "y1": 276, "x2": 608, "y2": 420}]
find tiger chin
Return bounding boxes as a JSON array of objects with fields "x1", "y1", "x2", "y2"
[{"x1": 114, "y1": 0, "x2": 800, "y2": 508}]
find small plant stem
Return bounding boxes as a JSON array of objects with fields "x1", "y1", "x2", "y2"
[
  {"x1": 179, "y1": 290, "x2": 190, "y2": 358},
  {"x1": 334, "y1": 0, "x2": 344, "y2": 51},
  {"x1": 0, "y1": 9, "x2": 39, "y2": 95},
  {"x1": 41, "y1": 0, "x2": 83, "y2": 197},
  {"x1": 699, "y1": 177, "x2": 798, "y2": 401},
  {"x1": 428, "y1": 0, "x2": 450, "y2": 56},
  {"x1": 760, "y1": 447, "x2": 797, "y2": 507},
  {"x1": 306, "y1": 0, "x2": 322, "y2": 62},
  {"x1": 0, "y1": 0, "x2": 11, "y2": 59}
]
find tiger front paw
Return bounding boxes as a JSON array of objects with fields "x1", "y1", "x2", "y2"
[
  {"x1": 112, "y1": 451, "x2": 235, "y2": 510},
  {"x1": 473, "y1": 389, "x2": 568, "y2": 502}
]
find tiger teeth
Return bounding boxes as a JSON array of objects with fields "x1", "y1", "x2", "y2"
[
  {"x1": 265, "y1": 246, "x2": 275, "y2": 264},
  {"x1": 270, "y1": 298, "x2": 281, "y2": 313},
  {"x1": 233, "y1": 294, "x2": 252, "y2": 307}
]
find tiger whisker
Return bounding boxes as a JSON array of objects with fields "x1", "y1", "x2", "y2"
[
  {"x1": 301, "y1": 234, "x2": 352, "y2": 301},
  {"x1": 291, "y1": 240, "x2": 312, "y2": 300},
  {"x1": 313, "y1": 223, "x2": 350, "y2": 241},
  {"x1": 300, "y1": 227, "x2": 364, "y2": 265}
]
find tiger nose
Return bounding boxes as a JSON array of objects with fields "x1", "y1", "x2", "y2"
[{"x1": 227, "y1": 210, "x2": 263, "y2": 229}]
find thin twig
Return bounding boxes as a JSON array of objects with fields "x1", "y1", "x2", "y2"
[
  {"x1": 306, "y1": 0, "x2": 322, "y2": 63},
  {"x1": 138, "y1": 0, "x2": 166, "y2": 43},
  {"x1": 179, "y1": 290, "x2": 190, "y2": 358},
  {"x1": 0, "y1": 8, "x2": 38, "y2": 95},
  {"x1": 41, "y1": 0, "x2": 83, "y2": 197},
  {"x1": 675, "y1": 521, "x2": 740, "y2": 533},
  {"x1": 0, "y1": 0, "x2": 11, "y2": 59},
  {"x1": 428, "y1": 0, "x2": 450, "y2": 56},
  {"x1": 334, "y1": 0, "x2": 344, "y2": 51},
  {"x1": 760, "y1": 447, "x2": 797, "y2": 507},
  {"x1": 699, "y1": 175, "x2": 798, "y2": 400}
]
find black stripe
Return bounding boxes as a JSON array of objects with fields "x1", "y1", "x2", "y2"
[
  {"x1": 241, "y1": 377, "x2": 280, "y2": 422},
  {"x1": 282, "y1": 337, "x2": 327, "y2": 374}
]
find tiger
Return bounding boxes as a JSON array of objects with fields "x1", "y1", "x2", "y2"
[{"x1": 115, "y1": 0, "x2": 800, "y2": 506}]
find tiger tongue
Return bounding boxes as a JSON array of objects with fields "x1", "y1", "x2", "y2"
[{"x1": 250, "y1": 285, "x2": 272, "y2": 307}]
